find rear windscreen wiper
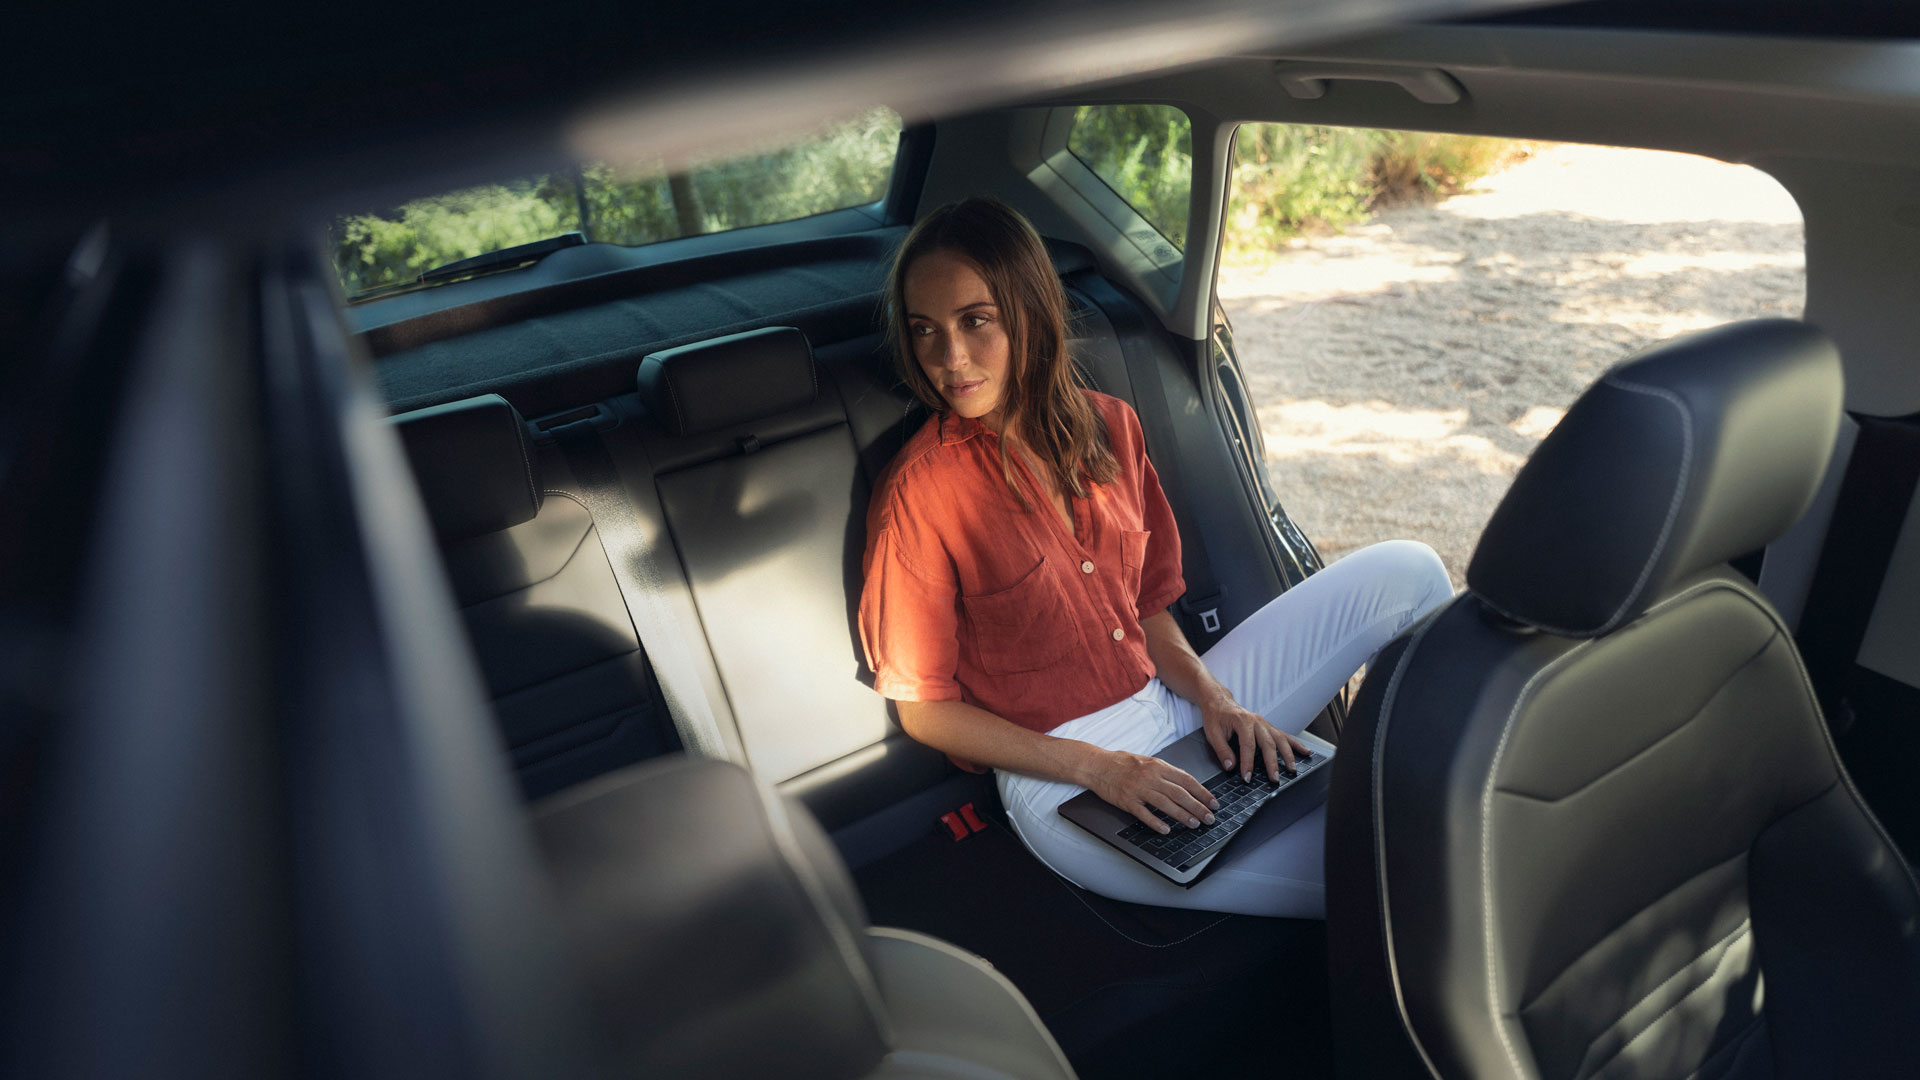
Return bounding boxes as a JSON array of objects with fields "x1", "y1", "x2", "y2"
[
  {"x1": 419, "y1": 231, "x2": 586, "y2": 285},
  {"x1": 347, "y1": 231, "x2": 587, "y2": 301}
]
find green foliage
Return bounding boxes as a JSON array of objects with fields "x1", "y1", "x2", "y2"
[
  {"x1": 1060, "y1": 111, "x2": 1517, "y2": 263},
  {"x1": 330, "y1": 107, "x2": 902, "y2": 296},
  {"x1": 1068, "y1": 105, "x2": 1192, "y2": 250},
  {"x1": 1227, "y1": 125, "x2": 1520, "y2": 257}
]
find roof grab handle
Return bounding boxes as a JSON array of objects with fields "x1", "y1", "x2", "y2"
[{"x1": 1272, "y1": 62, "x2": 1464, "y2": 105}]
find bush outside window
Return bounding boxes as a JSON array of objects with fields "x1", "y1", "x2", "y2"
[{"x1": 330, "y1": 106, "x2": 903, "y2": 297}]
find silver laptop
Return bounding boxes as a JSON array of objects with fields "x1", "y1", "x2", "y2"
[{"x1": 1057, "y1": 728, "x2": 1335, "y2": 886}]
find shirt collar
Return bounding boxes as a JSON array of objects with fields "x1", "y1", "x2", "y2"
[{"x1": 937, "y1": 410, "x2": 994, "y2": 446}]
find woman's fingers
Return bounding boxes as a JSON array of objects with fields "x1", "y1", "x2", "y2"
[
  {"x1": 1202, "y1": 722, "x2": 1235, "y2": 772},
  {"x1": 1157, "y1": 776, "x2": 1216, "y2": 824},
  {"x1": 1167, "y1": 766, "x2": 1219, "y2": 814},
  {"x1": 1253, "y1": 722, "x2": 1281, "y2": 781},
  {"x1": 1236, "y1": 715, "x2": 1261, "y2": 781}
]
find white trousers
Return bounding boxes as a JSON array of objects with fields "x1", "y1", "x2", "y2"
[{"x1": 996, "y1": 539, "x2": 1453, "y2": 919}]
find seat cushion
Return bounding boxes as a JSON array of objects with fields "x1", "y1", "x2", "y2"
[{"x1": 863, "y1": 928, "x2": 1076, "y2": 1080}]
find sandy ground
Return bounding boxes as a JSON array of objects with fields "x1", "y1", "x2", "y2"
[{"x1": 1216, "y1": 143, "x2": 1807, "y2": 588}]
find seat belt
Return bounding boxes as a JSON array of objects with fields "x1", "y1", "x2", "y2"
[
  {"x1": 1071, "y1": 274, "x2": 1227, "y2": 648},
  {"x1": 551, "y1": 420, "x2": 737, "y2": 762}
]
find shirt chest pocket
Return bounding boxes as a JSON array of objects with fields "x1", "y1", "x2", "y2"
[
  {"x1": 1119, "y1": 529, "x2": 1150, "y2": 609},
  {"x1": 961, "y1": 557, "x2": 1078, "y2": 675}
]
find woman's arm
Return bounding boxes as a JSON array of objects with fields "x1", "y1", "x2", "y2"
[
  {"x1": 896, "y1": 698, "x2": 1218, "y2": 835},
  {"x1": 1140, "y1": 608, "x2": 1306, "y2": 782}
]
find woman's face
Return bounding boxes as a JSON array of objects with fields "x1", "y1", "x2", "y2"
[{"x1": 903, "y1": 249, "x2": 1013, "y2": 429}]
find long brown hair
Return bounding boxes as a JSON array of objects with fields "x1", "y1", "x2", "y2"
[{"x1": 884, "y1": 196, "x2": 1118, "y2": 505}]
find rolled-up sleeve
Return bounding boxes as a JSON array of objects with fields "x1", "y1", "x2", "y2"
[{"x1": 859, "y1": 496, "x2": 963, "y2": 703}]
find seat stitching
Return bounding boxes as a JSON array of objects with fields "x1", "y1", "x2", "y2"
[
  {"x1": 1714, "y1": 578, "x2": 1920, "y2": 899},
  {"x1": 1518, "y1": 848, "x2": 1748, "y2": 1014},
  {"x1": 1368, "y1": 604, "x2": 1451, "y2": 1079},
  {"x1": 1481, "y1": 577, "x2": 1733, "y2": 1079},
  {"x1": 1578, "y1": 920, "x2": 1753, "y2": 1080},
  {"x1": 1493, "y1": 629, "x2": 1780, "y2": 805}
]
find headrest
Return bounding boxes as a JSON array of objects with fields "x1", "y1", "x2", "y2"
[
  {"x1": 1467, "y1": 319, "x2": 1842, "y2": 637},
  {"x1": 391, "y1": 394, "x2": 540, "y2": 541},
  {"x1": 637, "y1": 326, "x2": 817, "y2": 437}
]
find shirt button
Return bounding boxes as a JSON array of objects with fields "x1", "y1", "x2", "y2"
[
  {"x1": 1111, "y1": 628, "x2": 1125, "y2": 642},
  {"x1": 1080, "y1": 560, "x2": 1095, "y2": 574}
]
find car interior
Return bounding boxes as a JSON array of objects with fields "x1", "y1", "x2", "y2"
[{"x1": 6, "y1": 1, "x2": 1920, "y2": 1078}]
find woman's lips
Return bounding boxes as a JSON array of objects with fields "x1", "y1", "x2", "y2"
[{"x1": 946, "y1": 380, "x2": 984, "y2": 398}]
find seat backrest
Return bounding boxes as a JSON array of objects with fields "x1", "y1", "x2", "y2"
[
  {"x1": 626, "y1": 326, "x2": 952, "y2": 829},
  {"x1": 1327, "y1": 320, "x2": 1920, "y2": 1080},
  {"x1": 393, "y1": 394, "x2": 678, "y2": 798}
]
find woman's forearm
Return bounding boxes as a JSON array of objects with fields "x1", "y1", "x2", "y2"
[
  {"x1": 895, "y1": 698, "x2": 1108, "y2": 786},
  {"x1": 1140, "y1": 608, "x2": 1231, "y2": 711}
]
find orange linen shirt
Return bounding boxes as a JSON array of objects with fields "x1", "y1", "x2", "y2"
[{"x1": 859, "y1": 390, "x2": 1187, "y2": 760}]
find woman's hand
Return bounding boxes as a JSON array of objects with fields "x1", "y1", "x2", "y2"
[
  {"x1": 1085, "y1": 750, "x2": 1220, "y2": 835},
  {"x1": 1201, "y1": 694, "x2": 1308, "y2": 783}
]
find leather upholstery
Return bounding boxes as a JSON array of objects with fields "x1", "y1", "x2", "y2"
[
  {"x1": 1328, "y1": 320, "x2": 1920, "y2": 1080},
  {"x1": 534, "y1": 756, "x2": 1075, "y2": 1080},
  {"x1": 1468, "y1": 319, "x2": 1842, "y2": 637},
  {"x1": 638, "y1": 324, "x2": 819, "y2": 437},
  {"x1": 392, "y1": 393, "x2": 541, "y2": 540},
  {"x1": 392, "y1": 397, "x2": 673, "y2": 797}
]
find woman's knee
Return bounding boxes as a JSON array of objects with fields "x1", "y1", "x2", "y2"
[{"x1": 1340, "y1": 539, "x2": 1453, "y2": 610}]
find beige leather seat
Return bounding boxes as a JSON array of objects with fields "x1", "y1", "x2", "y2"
[{"x1": 535, "y1": 755, "x2": 1077, "y2": 1080}]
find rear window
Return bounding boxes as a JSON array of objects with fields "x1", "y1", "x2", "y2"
[
  {"x1": 1066, "y1": 104, "x2": 1192, "y2": 251},
  {"x1": 330, "y1": 106, "x2": 903, "y2": 298}
]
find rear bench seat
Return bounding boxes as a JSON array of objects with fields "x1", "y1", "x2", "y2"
[
  {"x1": 391, "y1": 294, "x2": 1332, "y2": 1075},
  {"x1": 394, "y1": 304, "x2": 1141, "y2": 833}
]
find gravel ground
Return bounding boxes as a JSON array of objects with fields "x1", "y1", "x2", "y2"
[{"x1": 1216, "y1": 143, "x2": 1807, "y2": 588}]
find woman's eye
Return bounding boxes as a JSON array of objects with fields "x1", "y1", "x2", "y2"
[
  {"x1": 965, "y1": 314, "x2": 990, "y2": 328},
  {"x1": 911, "y1": 324, "x2": 933, "y2": 337}
]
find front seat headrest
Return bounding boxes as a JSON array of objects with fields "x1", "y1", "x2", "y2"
[
  {"x1": 390, "y1": 393, "x2": 541, "y2": 541},
  {"x1": 637, "y1": 325, "x2": 817, "y2": 437},
  {"x1": 1466, "y1": 318, "x2": 1842, "y2": 637}
]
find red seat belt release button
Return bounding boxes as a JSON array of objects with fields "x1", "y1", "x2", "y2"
[
  {"x1": 958, "y1": 802, "x2": 987, "y2": 833},
  {"x1": 939, "y1": 811, "x2": 969, "y2": 841}
]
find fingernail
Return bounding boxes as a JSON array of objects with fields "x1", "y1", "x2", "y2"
[
  {"x1": 1203, "y1": 813, "x2": 1215, "y2": 824},
  {"x1": 1223, "y1": 757, "x2": 1234, "y2": 769},
  {"x1": 1158, "y1": 823, "x2": 1170, "y2": 834},
  {"x1": 1188, "y1": 817, "x2": 1200, "y2": 828},
  {"x1": 1209, "y1": 799, "x2": 1220, "y2": 811}
]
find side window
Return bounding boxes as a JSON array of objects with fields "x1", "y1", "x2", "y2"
[
  {"x1": 330, "y1": 106, "x2": 902, "y2": 298},
  {"x1": 1216, "y1": 125, "x2": 1805, "y2": 588},
  {"x1": 1067, "y1": 105, "x2": 1192, "y2": 251}
]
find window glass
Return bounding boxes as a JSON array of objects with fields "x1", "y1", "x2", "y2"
[
  {"x1": 330, "y1": 106, "x2": 902, "y2": 298},
  {"x1": 1218, "y1": 125, "x2": 1805, "y2": 588},
  {"x1": 1067, "y1": 105, "x2": 1192, "y2": 251}
]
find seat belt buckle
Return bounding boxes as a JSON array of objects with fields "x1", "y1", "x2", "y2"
[
  {"x1": 1180, "y1": 591, "x2": 1224, "y2": 636},
  {"x1": 939, "y1": 811, "x2": 970, "y2": 842},
  {"x1": 958, "y1": 802, "x2": 987, "y2": 833}
]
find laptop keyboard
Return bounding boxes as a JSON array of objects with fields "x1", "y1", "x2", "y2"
[{"x1": 1115, "y1": 749, "x2": 1319, "y2": 872}]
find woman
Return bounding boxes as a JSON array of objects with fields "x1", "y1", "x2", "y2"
[{"x1": 858, "y1": 196, "x2": 1451, "y2": 918}]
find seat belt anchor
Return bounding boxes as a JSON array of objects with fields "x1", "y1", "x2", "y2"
[{"x1": 1180, "y1": 591, "x2": 1224, "y2": 636}]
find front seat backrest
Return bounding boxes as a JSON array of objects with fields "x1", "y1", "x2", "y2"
[{"x1": 1327, "y1": 319, "x2": 1920, "y2": 1079}]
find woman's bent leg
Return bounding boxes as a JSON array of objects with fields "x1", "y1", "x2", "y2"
[
  {"x1": 997, "y1": 540, "x2": 1452, "y2": 918},
  {"x1": 1201, "y1": 539, "x2": 1452, "y2": 737}
]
